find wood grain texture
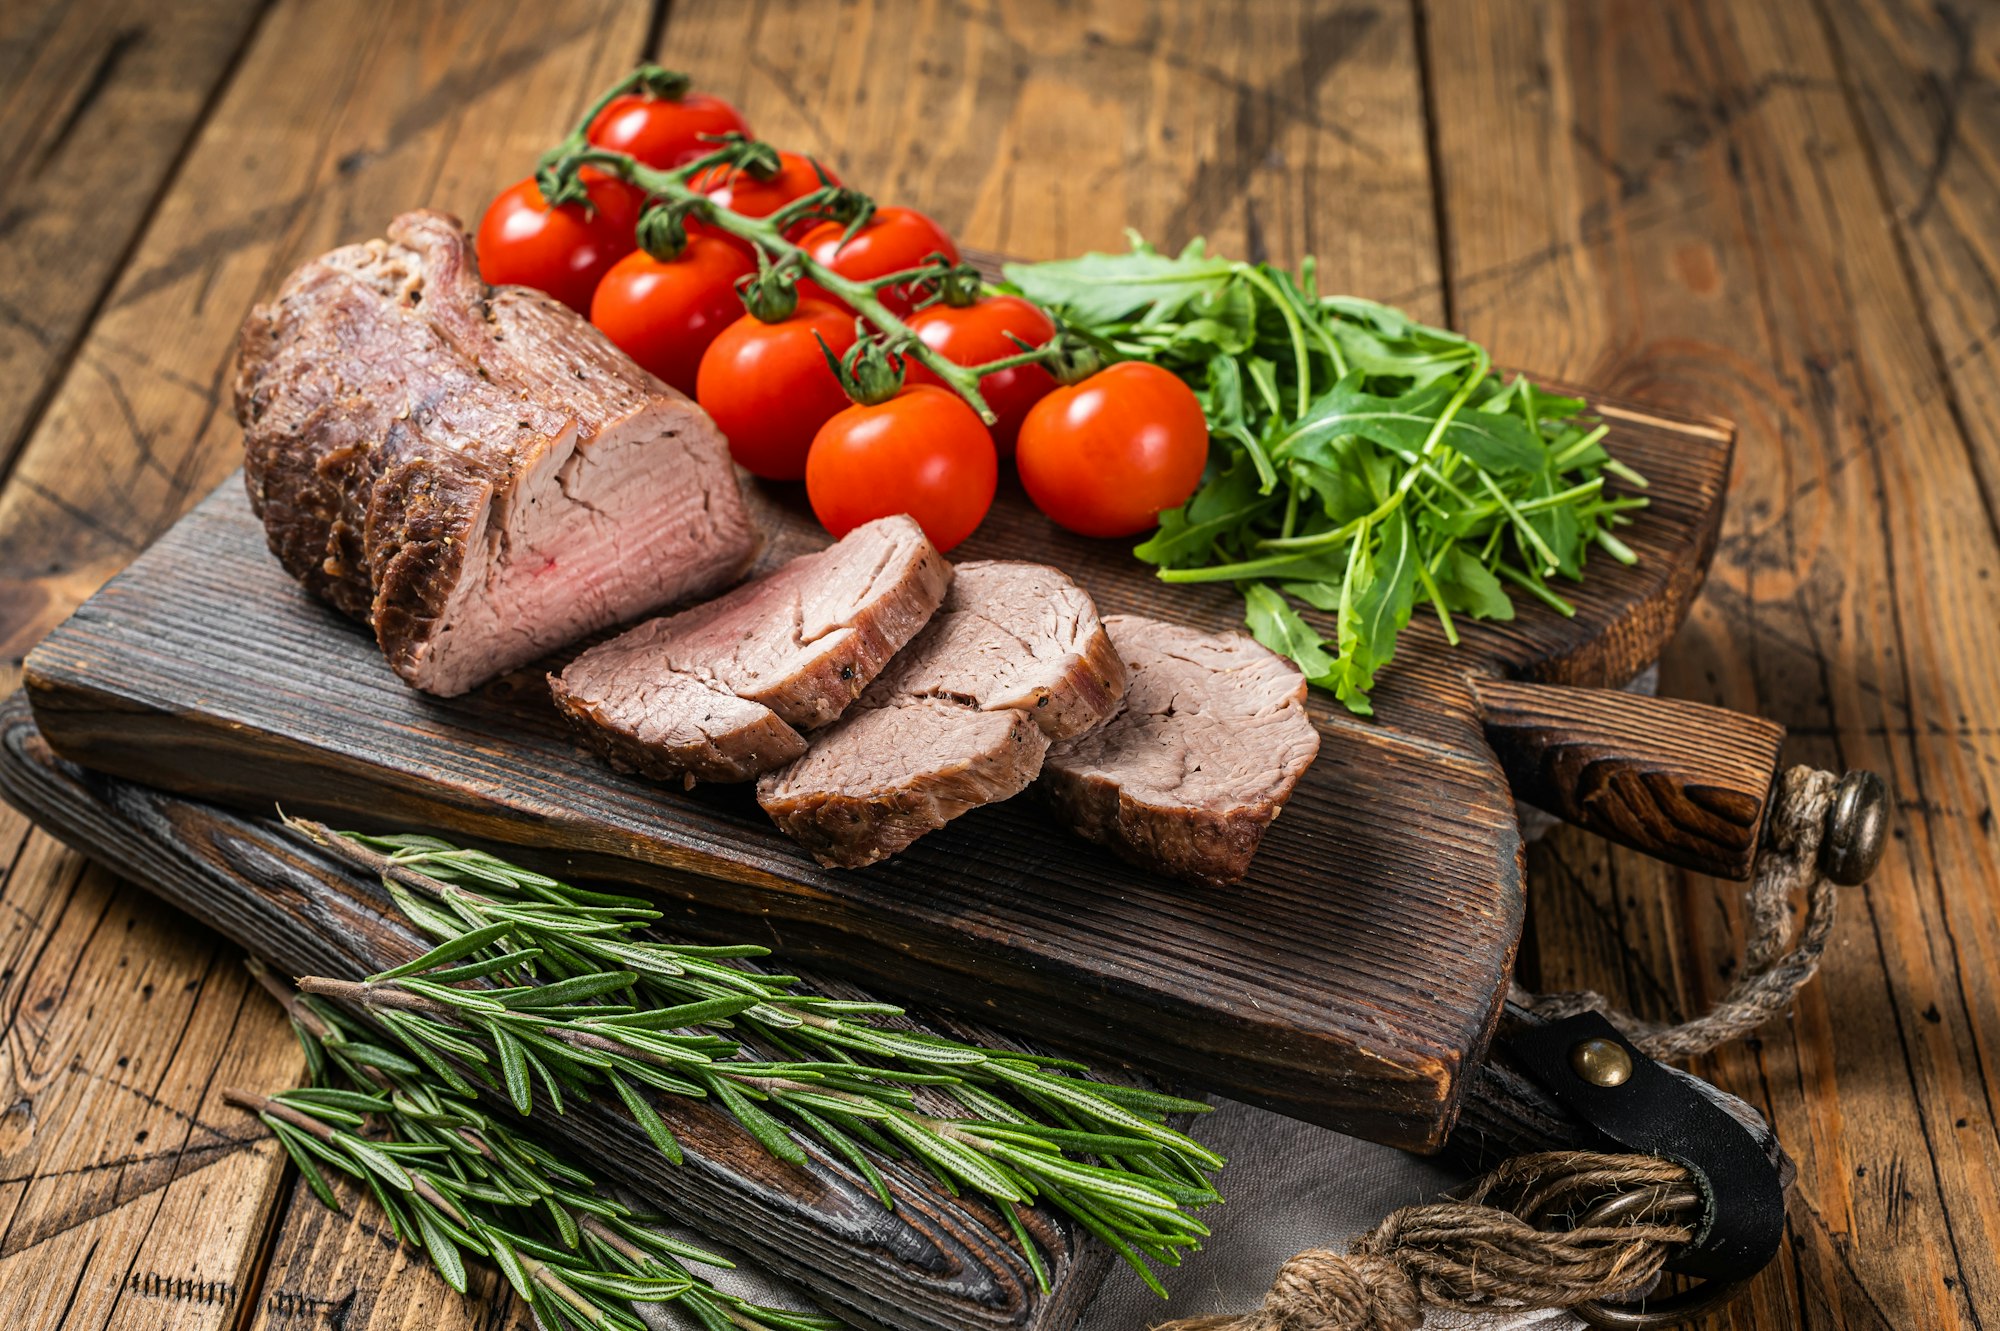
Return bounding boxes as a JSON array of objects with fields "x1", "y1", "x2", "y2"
[
  {"x1": 245, "y1": 1172, "x2": 528, "y2": 1331},
  {"x1": 1474, "y1": 678, "x2": 1786, "y2": 879},
  {"x1": 0, "y1": 0, "x2": 270, "y2": 481},
  {"x1": 1817, "y1": 0, "x2": 2000, "y2": 517},
  {"x1": 1422, "y1": 1, "x2": 2000, "y2": 1326},
  {"x1": 19, "y1": 369, "x2": 1729, "y2": 1151},
  {"x1": 0, "y1": 1, "x2": 662, "y2": 1326},
  {"x1": 0, "y1": 789, "x2": 300, "y2": 1330},
  {"x1": 653, "y1": 0, "x2": 1445, "y2": 320},
  {"x1": 0, "y1": 692, "x2": 1108, "y2": 1331},
  {"x1": 12, "y1": 0, "x2": 1993, "y2": 1326}
]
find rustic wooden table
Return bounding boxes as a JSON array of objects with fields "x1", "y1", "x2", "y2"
[{"x1": 1, "y1": 1, "x2": 1992, "y2": 1327}]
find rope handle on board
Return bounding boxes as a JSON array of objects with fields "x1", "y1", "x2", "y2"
[
  {"x1": 1160, "y1": 766, "x2": 1889, "y2": 1331},
  {"x1": 1511, "y1": 767, "x2": 1887, "y2": 1059}
]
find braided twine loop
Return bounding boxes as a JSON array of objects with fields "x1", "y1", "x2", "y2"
[
  {"x1": 1509, "y1": 766, "x2": 1841, "y2": 1061},
  {"x1": 1159, "y1": 767, "x2": 1843, "y2": 1331}
]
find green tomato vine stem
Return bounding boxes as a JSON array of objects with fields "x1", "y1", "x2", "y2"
[{"x1": 541, "y1": 137, "x2": 1040, "y2": 426}]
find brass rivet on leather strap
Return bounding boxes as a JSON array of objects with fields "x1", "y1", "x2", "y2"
[{"x1": 1570, "y1": 1036, "x2": 1634, "y2": 1087}]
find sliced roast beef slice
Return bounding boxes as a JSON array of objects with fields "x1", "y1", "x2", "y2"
[
  {"x1": 235, "y1": 210, "x2": 757, "y2": 696},
  {"x1": 870, "y1": 561, "x2": 1127, "y2": 741},
  {"x1": 607, "y1": 515, "x2": 951, "y2": 730},
  {"x1": 1039, "y1": 614, "x2": 1320, "y2": 887},
  {"x1": 754, "y1": 700, "x2": 1048, "y2": 867},
  {"x1": 758, "y1": 561, "x2": 1125, "y2": 868},
  {"x1": 551, "y1": 516, "x2": 951, "y2": 784},
  {"x1": 550, "y1": 669, "x2": 806, "y2": 786}
]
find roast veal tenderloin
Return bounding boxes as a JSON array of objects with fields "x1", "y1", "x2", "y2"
[
  {"x1": 550, "y1": 516, "x2": 951, "y2": 784},
  {"x1": 234, "y1": 210, "x2": 757, "y2": 696},
  {"x1": 757, "y1": 561, "x2": 1127, "y2": 867},
  {"x1": 1039, "y1": 615, "x2": 1320, "y2": 886}
]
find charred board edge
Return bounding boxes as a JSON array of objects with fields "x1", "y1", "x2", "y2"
[
  {"x1": 0, "y1": 692, "x2": 1114, "y2": 1331},
  {"x1": 19, "y1": 661, "x2": 1492, "y2": 1150}
]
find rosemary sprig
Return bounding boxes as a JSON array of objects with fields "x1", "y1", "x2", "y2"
[
  {"x1": 231, "y1": 983, "x2": 837, "y2": 1331},
  {"x1": 284, "y1": 819, "x2": 1223, "y2": 1295}
]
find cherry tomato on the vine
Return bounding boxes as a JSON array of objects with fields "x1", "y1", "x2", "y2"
[
  {"x1": 1015, "y1": 361, "x2": 1210, "y2": 539},
  {"x1": 905, "y1": 295, "x2": 1057, "y2": 456},
  {"x1": 806, "y1": 386, "x2": 997, "y2": 552},
  {"x1": 696, "y1": 299, "x2": 859, "y2": 480},
  {"x1": 476, "y1": 171, "x2": 641, "y2": 315},
  {"x1": 590, "y1": 236, "x2": 757, "y2": 397},
  {"x1": 795, "y1": 208, "x2": 960, "y2": 317},
  {"x1": 692, "y1": 151, "x2": 840, "y2": 230},
  {"x1": 586, "y1": 91, "x2": 752, "y2": 170}
]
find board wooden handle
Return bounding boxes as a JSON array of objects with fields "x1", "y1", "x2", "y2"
[{"x1": 1471, "y1": 678, "x2": 1787, "y2": 880}]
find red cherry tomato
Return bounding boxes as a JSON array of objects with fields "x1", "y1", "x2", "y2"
[
  {"x1": 476, "y1": 171, "x2": 640, "y2": 314},
  {"x1": 905, "y1": 296, "x2": 1057, "y2": 456},
  {"x1": 1015, "y1": 362, "x2": 1210, "y2": 538},
  {"x1": 590, "y1": 236, "x2": 758, "y2": 396},
  {"x1": 806, "y1": 386, "x2": 997, "y2": 552},
  {"x1": 692, "y1": 151, "x2": 840, "y2": 229},
  {"x1": 586, "y1": 91, "x2": 752, "y2": 169},
  {"x1": 696, "y1": 299, "x2": 859, "y2": 480},
  {"x1": 795, "y1": 208, "x2": 960, "y2": 316}
]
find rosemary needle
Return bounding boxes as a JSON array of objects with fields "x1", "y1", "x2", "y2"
[
  {"x1": 283, "y1": 820, "x2": 1223, "y2": 1295},
  {"x1": 232, "y1": 985, "x2": 840, "y2": 1331}
]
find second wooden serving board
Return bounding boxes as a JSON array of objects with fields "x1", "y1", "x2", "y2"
[{"x1": 21, "y1": 387, "x2": 1737, "y2": 1150}]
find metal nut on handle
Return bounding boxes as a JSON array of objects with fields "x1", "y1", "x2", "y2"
[{"x1": 1821, "y1": 769, "x2": 1889, "y2": 886}]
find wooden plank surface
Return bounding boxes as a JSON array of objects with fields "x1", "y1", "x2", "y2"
[
  {"x1": 1819, "y1": 0, "x2": 2000, "y2": 504},
  {"x1": 655, "y1": 0, "x2": 1445, "y2": 319},
  {"x1": 0, "y1": 810, "x2": 299, "y2": 1330},
  {"x1": 246, "y1": 1172, "x2": 526, "y2": 1331},
  {"x1": 0, "y1": 0, "x2": 657, "y2": 1327},
  {"x1": 1421, "y1": 1, "x2": 2000, "y2": 1326},
  {"x1": 2, "y1": 0, "x2": 1995, "y2": 1327},
  {"x1": 0, "y1": 0, "x2": 270, "y2": 480}
]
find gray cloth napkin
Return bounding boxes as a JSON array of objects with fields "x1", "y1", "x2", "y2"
[
  {"x1": 1079, "y1": 1098, "x2": 1582, "y2": 1330},
  {"x1": 635, "y1": 1098, "x2": 1582, "y2": 1331}
]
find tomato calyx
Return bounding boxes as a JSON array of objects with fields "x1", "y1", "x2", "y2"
[
  {"x1": 819, "y1": 333, "x2": 907, "y2": 407},
  {"x1": 930, "y1": 262, "x2": 987, "y2": 309},
  {"x1": 740, "y1": 261, "x2": 803, "y2": 323},
  {"x1": 628, "y1": 63, "x2": 694, "y2": 102},
  {"x1": 867, "y1": 253, "x2": 956, "y2": 297},
  {"x1": 722, "y1": 138, "x2": 785, "y2": 182},
  {"x1": 635, "y1": 201, "x2": 703, "y2": 261},
  {"x1": 773, "y1": 186, "x2": 874, "y2": 240},
  {"x1": 531, "y1": 159, "x2": 600, "y2": 213},
  {"x1": 1043, "y1": 335, "x2": 1105, "y2": 386}
]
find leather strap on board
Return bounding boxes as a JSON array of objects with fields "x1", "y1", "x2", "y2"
[{"x1": 1506, "y1": 1012, "x2": 1785, "y2": 1281}]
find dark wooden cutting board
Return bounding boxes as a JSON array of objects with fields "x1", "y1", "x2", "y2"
[
  {"x1": 20, "y1": 388, "x2": 1750, "y2": 1151},
  {"x1": 0, "y1": 696, "x2": 1109, "y2": 1331}
]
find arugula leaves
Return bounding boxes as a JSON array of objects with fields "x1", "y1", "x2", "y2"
[{"x1": 1006, "y1": 237, "x2": 1647, "y2": 715}]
